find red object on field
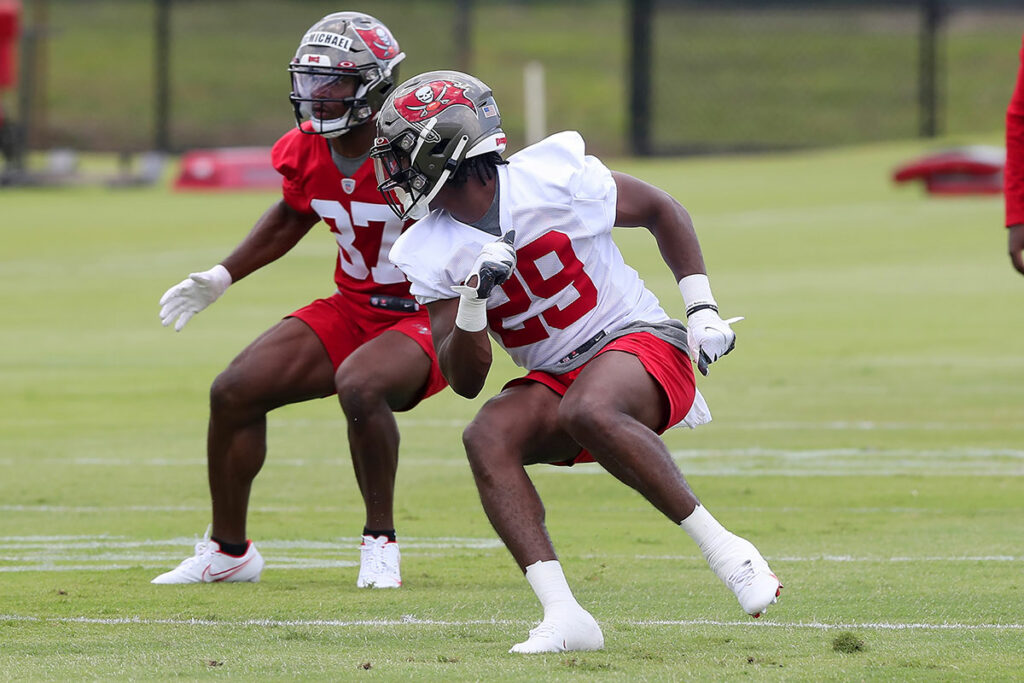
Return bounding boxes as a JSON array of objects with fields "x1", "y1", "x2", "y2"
[
  {"x1": 892, "y1": 146, "x2": 1005, "y2": 195},
  {"x1": 174, "y1": 147, "x2": 281, "y2": 191},
  {"x1": 0, "y1": 0, "x2": 20, "y2": 89}
]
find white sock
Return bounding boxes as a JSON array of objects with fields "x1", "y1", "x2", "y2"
[
  {"x1": 524, "y1": 559, "x2": 579, "y2": 616},
  {"x1": 679, "y1": 504, "x2": 731, "y2": 555}
]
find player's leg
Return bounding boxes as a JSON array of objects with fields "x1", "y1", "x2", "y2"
[
  {"x1": 208, "y1": 318, "x2": 336, "y2": 540},
  {"x1": 462, "y1": 382, "x2": 576, "y2": 568},
  {"x1": 559, "y1": 350, "x2": 699, "y2": 520},
  {"x1": 462, "y1": 383, "x2": 603, "y2": 653},
  {"x1": 560, "y1": 348, "x2": 781, "y2": 617},
  {"x1": 152, "y1": 317, "x2": 336, "y2": 584},
  {"x1": 334, "y1": 329, "x2": 436, "y2": 588}
]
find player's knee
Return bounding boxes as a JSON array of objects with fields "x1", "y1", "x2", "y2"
[
  {"x1": 461, "y1": 418, "x2": 488, "y2": 463},
  {"x1": 336, "y1": 373, "x2": 385, "y2": 421},
  {"x1": 209, "y1": 367, "x2": 250, "y2": 417},
  {"x1": 462, "y1": 413, "x2": 524, "y2": 483},
  {"x1": 461, "y1": 417, "x2": 505, "y2": 475},
  {"x1": 558, "y1": 395, "x2": 613, "y2": 442}
]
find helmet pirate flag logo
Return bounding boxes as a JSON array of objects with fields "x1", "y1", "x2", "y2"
[
  {"x1": 395, "y1": 81, "x2": 475, "y2": 122},
  {"x1": 354, "y1": 23, "x2": 400, "y2": 61}
]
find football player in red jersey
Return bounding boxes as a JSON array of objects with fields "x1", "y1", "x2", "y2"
[
  {"x1": 1007, "y1": 32, "x2": 1024, "y2": 275},
  {"x1": 153, "y1": 12, "x2": 445, "y2": 587}
]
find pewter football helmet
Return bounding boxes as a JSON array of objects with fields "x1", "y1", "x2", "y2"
[
  {"x1": 288, "y1": 12, "x2": 405, "y2": 137},
  {"x1": 371, "y1": 70, "x2": 506, "y2": 219}
]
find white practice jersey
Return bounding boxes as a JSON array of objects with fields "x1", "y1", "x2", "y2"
[{"x1": 390, "y1": 131, "x2": 670, "y2": 372}]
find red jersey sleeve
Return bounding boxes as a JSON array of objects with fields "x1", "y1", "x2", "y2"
[
  {"x1": 271, "y1": 128, "x2": 314, "y2": 214},
  {"x1": 1006, "y1": 34, "x2": 1024, "y2": 227}
]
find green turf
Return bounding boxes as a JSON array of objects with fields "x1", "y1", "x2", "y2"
[{"x1": 1, "y1": 138, "x2": 1022, "y2": 679}]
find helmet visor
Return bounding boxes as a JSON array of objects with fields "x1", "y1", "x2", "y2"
[{"x1": 291, "y1": 71, "x2": 359, "y2": 120}]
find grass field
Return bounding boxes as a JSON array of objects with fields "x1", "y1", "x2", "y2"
[{"x1": 1, "y1": 138, "x2": 1023, "y2": 680}]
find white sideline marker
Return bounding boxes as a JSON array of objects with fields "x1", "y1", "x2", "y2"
[{"x1": 0, "y1": 614, "x2": 1020, "y2": 632}]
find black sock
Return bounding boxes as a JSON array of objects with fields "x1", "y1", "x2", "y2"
[
  {"x1": 363, "y1": 527, "x2": 396, "y2": 543},
  {"x1": 212, "y1": 536, "x2": 248, "y2": 557}
]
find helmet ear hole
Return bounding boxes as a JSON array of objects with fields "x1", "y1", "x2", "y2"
[{"x1": 430, "y1": 139, "x2": 450, "y2": 156}]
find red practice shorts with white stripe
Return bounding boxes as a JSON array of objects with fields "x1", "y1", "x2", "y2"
[
  {"x1": 288, "y1": 292, "x2": 447, "y2": 408},
  {"x1": 505, "y1": 331, "x2": 697, "y2": 465}
]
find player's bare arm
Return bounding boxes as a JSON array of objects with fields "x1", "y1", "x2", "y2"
[
  {"x1": 611, "y1": 171, "x2": 740, "y2": 374},
  {"x1": 423, "y1": 230, "x2": 517, "y2": 398},
  {"x1": 1009, "y1": 224, "x2": 1024, "y2": 275},
  {"x1": 159, "y1": 200, "x2": 320, "y2": 331},
  {"x1": 426, "y1": 297, "x2": 492, "y2": 398},
  {"x1": 611, "y1": 171, "x2": 706, "y2": 282},
  {"x1": 221, "y1": 200, "x2": 320, "y2": 283}
]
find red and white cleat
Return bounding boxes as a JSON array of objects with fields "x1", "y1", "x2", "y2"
[{"x1": 151, "y1": 528, "x2": 263, "y2": 584}]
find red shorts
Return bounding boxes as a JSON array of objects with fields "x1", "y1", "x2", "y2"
[
  {"x1": 288, "y1": 292, "x2": 447, "y2": 408},
  {"x1": 506, "y1": 332, "x2": 696, "y2": 465}
]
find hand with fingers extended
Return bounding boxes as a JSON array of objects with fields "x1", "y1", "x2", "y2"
[
  {"x1": 453, "y1": 230, "x2": 516, "y2": 332},
  {"x1": 159, "y1": 265, "x2": 232, "y2": 332}
]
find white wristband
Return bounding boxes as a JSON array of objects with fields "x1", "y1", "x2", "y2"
[
  {"x1": 455, "y1": 294, "x2": 488, "y2": 332},
  {"x1": 209, "y1": 264, "x2": 233, "y2": 289},
  {"x1": 678, "y1": 273, "x2": 717, "y2": 316}
]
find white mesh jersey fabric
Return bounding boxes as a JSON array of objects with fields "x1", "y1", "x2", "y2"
[{"x1": 390, "y1": 131, "x2": 669, "y2": 372}]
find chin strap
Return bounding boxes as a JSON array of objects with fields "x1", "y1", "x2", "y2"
[{"x1": 409, "y1": 135, "x2": 469, "y2": 218}]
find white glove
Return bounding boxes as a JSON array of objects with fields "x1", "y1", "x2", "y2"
[
  {"x1": 159, "y1": 264, "x2": 232, "y2": 332},
  {"x1": 453, "y1": 231, "x2": 516, "y2": 332},
  {"x1": 687, "y1": 308, "x2": 743, "y2": 376}
]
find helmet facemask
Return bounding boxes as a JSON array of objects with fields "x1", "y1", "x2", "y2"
[
  {"x1": 289, "y1": 69, "x2": 366, "y2": 137},
  {"x1": 288, "y1": 12, "x2": 404, "y2": 138},
  {"x1": 372, "y1": 118, "x2": 469, "y2": 220}
]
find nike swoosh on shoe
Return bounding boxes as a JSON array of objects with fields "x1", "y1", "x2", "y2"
[{"x1": 201, "y1": 557, "x2": 253, "y2": 582}]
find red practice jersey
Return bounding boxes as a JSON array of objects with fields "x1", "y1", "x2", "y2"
[
  {"x1": 1006, "y1": 34, "x2": 1024, "y2": 227},
  {"x1": 272, "y1": 124, "x2": 413, "y2": 298}
]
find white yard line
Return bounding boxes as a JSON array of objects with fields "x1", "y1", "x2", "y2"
[
  {"x1": 0, "y1": 613, "x2": 1020, "y2": 631},
  {"x1": 0, "y1": 535, "x2": 507, "y2": 572},
  {"x1": 0, "y1": 535, "x2": 1016, "y2": 572},
  {"x1": 617, "y1": 554, "x2": 1022, "y2": 562},
  {"x1": 4, "y1": 447, "x2": 1024, "y2": 473},
  {"x1": 0, "y1": 535, "x2": 505, "y2": 549}
]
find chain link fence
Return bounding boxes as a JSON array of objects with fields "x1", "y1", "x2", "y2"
[
  {"x1": 3, "y1": 0, "x2": 1021, "y2": 161},
  {"x1": 635, "y1": 0, "x2": 1023, "y2": 154}
]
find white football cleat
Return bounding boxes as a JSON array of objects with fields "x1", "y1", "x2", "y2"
[
  {"x1": 356, "y1": 535, "x2": 401, "y2": 588},
  {"x1": 509, "y1": 608, "x2": 604, "y2": 654},
  {"x1": 151, "y1": 529, "x2": 264, "y2": 584},
  {"x1": 704, "y1": 533, "x2": 781, "y2": 617}
]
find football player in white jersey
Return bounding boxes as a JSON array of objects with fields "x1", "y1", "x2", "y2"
[
  {"x1": 375, "y1": 70, "x2": 782, "y2": 654},
  {"x1": 153, "y1": 13, "x2": 447, "y2": 588}
]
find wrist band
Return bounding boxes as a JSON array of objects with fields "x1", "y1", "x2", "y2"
[
  {"x1": 678, "y1": 273, "x2": 716, "y2": 316},
  {"x1": 455, "y1": 294, "x2": 488, "y2": 332},
  {"x1": 685, "y1": 302, "x2": 719, "y2": 317},
  {"x1": 210, "y1": 264, "x2": 233, "y2": 288}
]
